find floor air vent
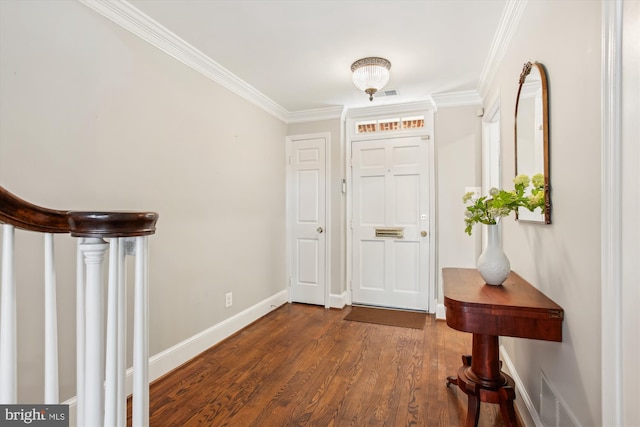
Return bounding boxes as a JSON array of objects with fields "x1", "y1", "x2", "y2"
[{"x1": 540, "y1": 371, "x2": 580, "y2": 427}]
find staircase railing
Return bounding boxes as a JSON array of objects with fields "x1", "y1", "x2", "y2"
[{"x1": 0, "y1": 186, "x2": 158, "y2": 426}]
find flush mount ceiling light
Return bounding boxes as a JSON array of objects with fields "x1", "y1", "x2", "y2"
[{"x1": 351, "y1": 57, "x2": 391, "y2": 101}]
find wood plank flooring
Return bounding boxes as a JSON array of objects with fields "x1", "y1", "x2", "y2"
[{"x1": 133, "y1": 303, "x2": 512, "y2": 426}]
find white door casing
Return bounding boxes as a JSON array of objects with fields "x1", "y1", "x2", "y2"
[
  {"x1": 286, "y1": 134, "x2": 330, "y2": 307},
  {"x1": 351, "y1": 136, "x2": 430, "y2": 311},
  {"x1": 482, "y1": 99, "x2": 502, "y2": 253},
  {"x1": 482, "y1": 99, "x2": 501, "y2": 194}
]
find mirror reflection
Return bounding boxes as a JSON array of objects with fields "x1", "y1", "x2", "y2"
[{"x1": 515, "y1": 61, "x2": 550, "y2": 223}]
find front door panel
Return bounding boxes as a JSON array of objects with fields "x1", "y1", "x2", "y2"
[{"x1": 352, "y1": 136, "x2": 429, "y2": 310}]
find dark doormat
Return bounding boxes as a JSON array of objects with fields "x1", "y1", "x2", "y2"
[{"x1": 344, "y1": 306, "x2": 427, "y2": 329}]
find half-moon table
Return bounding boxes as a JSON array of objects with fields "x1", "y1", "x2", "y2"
[{"x1": 442, "y1": 268, "x2": 564, "y2": 427}]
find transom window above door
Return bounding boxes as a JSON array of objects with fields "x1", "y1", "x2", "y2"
[{"x1": 355, "y1": 115, "x2": 425, "y2": 133}]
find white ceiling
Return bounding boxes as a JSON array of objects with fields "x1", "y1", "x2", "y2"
[{"x1": 125, "y1": 0, "x2": 508, "y2": 114}]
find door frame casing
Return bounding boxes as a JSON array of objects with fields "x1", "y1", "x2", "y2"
[
  {"x1": 285, "y1": 132, "x2": 332, "y2": 308},
  {"x1": 481, "y1": 97, "x2": 502, "y2": 257},
  {"x1": 345, "y1": 105, "x2": 436, "y2": 312}
]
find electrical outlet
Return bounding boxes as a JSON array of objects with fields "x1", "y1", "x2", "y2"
[{"x1": 225, "y1": 292, "x2": 232, "y2": 307}]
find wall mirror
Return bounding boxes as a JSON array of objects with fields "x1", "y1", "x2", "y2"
[{"x1": 515, "y1": 61, "x2": 550, "y2": 223}]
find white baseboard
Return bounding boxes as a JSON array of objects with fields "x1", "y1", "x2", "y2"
[
  {"x1": 64, "y1": 289, "x2": 289, "y2": 426},
  {"x1": 500, "y1": 344, "x2": 542, "y2": 427},
  {"x1": 329, "y1": 292, "x2": 347, "y2": 308},
  {"x1": 435, "y1": 303, "x2": 446, "y2": 320}
]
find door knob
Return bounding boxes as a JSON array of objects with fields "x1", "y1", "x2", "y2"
[
  {"x1": 421, "y1": 231, "x2": 427, "y2": 237},
  {"x1": 317, "y1": 227, "x2": 324, "y2": 234}
]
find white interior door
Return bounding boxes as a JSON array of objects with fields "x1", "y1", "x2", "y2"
[
  {"x1": 351, "y1": 136, "x2": 430, "y2": 310},
  {"x1": 288, "y1": 135, "x2": 326, "y2": 306}
]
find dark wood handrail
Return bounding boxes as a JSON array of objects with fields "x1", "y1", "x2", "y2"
[
  {"x1": 0, "y1": 186, "x2": 158, "y2": 237},
  {"x1": 0, "y1": 186, "x2": 69, "y2": 233},
  {"x1": 68, "y1": 211, "x2": 158, "y2": 238}
]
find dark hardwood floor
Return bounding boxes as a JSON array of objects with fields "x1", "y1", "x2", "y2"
[{"x1": 133, "y1": 303, "x2": 513, "y2": 426}]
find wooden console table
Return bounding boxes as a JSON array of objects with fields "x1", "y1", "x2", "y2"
[{"x1": 443, "y1": 268, "x2": 564, "y2": 427}]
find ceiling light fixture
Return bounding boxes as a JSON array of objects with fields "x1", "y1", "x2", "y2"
[{"x1": 351, "y1": 57, "x2": 391, "y2": 101}]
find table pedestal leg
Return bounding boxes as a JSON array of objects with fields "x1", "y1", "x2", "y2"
[
  {"x1": 447, "y1": 334, "x2": 518, "y2": 427},
  {"x1": 499, "y1": 387, "x2": 518, "y2": 426},
  {"x1": 466, "y1": 393, "x2": 481, "y2": 427}
]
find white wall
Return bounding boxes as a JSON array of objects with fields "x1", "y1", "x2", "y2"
[
  {"x1": 484, "y1": 1, "x2": 602, "y2": 425},
  {"x1": 434, "y1": 106, "x2": 483, "y2": 303},
  {"x1": 0, "y1": 0, "x2": 287, "y2": 401}
]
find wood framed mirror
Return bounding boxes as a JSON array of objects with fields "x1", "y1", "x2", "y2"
[{"x1": 515, "y1": 61, "x2": 550, "y2": 223}]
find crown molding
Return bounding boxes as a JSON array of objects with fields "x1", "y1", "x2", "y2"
[
  {"x1": 431, "y1": 90, "x2": 483, "y2": 108},
  {"x1": 79, "y1": 0, "x2": 290, "y2": 122},
  {"x1": 287, "y1": 106, "x2": 346, "y2": 124},
  {"x1": 477, "y1": 0, "x2": 529, "y2": 99},
  {"x1": 79, "y1": 0, "x2": 508, "y2": 124},
  {"x1": 345, "y1": 100, "x2": 436, "y2": 119}
]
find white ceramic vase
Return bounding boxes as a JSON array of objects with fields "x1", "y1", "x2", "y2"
[{"x1": 477, "y1": 224, "x2": 510, "y2": 285}]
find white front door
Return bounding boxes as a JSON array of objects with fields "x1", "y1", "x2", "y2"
[
  {"x1": 288, "y1": 135, "x2": 327, "y2": 306},
  {"x1": 351, "y1": 136, "x2": 430, "y2": 310}
]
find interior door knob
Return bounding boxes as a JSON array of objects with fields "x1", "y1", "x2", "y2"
[
  {"x1": 421, "y1": 230, "x2": 427, "y2": 237},
  {"x1": 317, "y1": 227, "x2": 324, "y2": 234}
]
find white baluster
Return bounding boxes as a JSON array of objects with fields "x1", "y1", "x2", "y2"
[
  {"x1": 44, "y1": 233, "x2": 59, "y2": 404},
  {"x1": 104, "y1": 238, "x2": 119, "y2": 427},
  {"x1": 76, "y1": 238, "x2": 86, "y2": 425},
  {"x1": 132, "y1": 236, "x2": 149, "y2": 427},
  {"x1": 117, "y1": 239, "x2": 128, "y2": 427},
  {"x1": 80, "y1": 237, "x2": 109, "y2": 427},
  {"x1": 104, "y1": 238, "x2": 128, "y2": 427},
  {"x1": 0, "y1": 224, "x2": 16, "y2": 403}
]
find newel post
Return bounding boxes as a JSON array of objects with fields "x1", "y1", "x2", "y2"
[{"x1": 69, "y1": 210, "x2": 158, "y2": 427}]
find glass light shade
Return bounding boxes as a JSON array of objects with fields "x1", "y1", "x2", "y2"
[{"x1": 351, "y1": 57, "x2": 391, "y2": 100}]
